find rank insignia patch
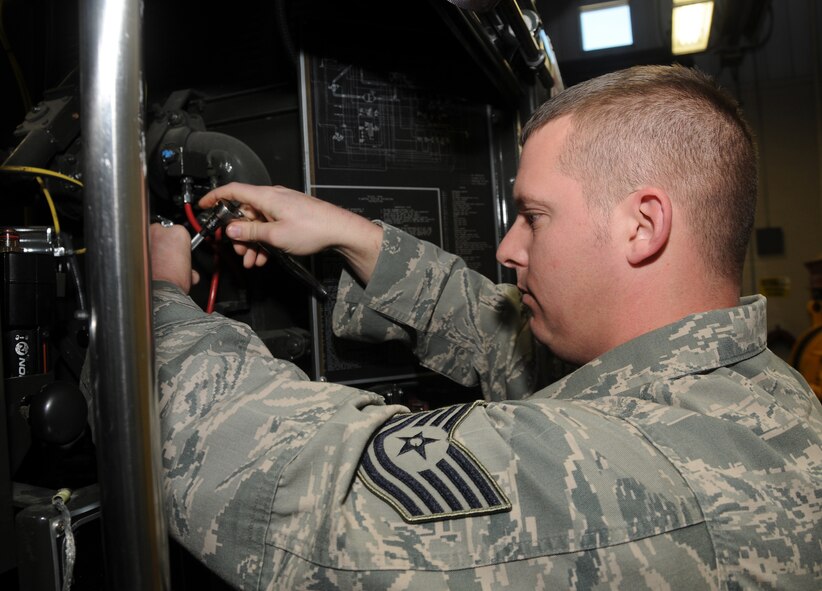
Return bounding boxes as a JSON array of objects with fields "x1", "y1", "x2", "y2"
[{"x1": 357, "y1": 400, "x2": 511, "y2": 522}]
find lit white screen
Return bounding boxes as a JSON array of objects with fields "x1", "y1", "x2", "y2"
[{"x1": 580, "y1": 3, "x2": 634, "y2": 52}]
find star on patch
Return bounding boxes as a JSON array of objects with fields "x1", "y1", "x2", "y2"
[
  {"x1": 358, "y1": 400, "x2": 511, "y2": 523},
  {"x1": 398, "y1": 432, "x2": 440, "y2": 459}
]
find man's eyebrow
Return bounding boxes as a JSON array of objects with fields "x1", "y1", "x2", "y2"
[{"x1": 513, "y1": 194, "x2": 540, "y2": 209}]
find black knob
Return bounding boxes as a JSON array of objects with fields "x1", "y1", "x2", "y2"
[{"x1": 26, "y1": 380, "x2": 88, "y2": 445}]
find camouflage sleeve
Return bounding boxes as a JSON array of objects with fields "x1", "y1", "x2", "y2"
[
  {"x1": 332, "y1": 223, "x2": 536, "y2": 401},
  {"x1": 152, "y1": 281, "x2": 404, "y2": 587},
  {"x1": 153, "y1": 282, "x2": 720, "y2": 589}
]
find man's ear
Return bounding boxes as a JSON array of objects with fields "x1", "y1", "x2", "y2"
[{"x1": 623, "y1": 188, "x2": 672, "y2": 266}]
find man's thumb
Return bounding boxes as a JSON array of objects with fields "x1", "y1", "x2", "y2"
[{"x1": 225, "y1": 222, "x2": 246, "y2": 240}]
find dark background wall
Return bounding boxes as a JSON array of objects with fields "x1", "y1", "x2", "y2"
[{"x1": 2, "y1": 0, "x2": 821, "y2": 349}]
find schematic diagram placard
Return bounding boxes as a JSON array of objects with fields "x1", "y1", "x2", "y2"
[
  {"x1": 301, "y1": 54, "x2": 504, "y2": 384},
  {"x1": 312, "y1": 59, "x2": 470, "y2": 172}
]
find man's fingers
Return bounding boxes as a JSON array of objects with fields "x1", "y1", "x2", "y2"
[
  {"x1": 225, "y1": 219, "x2": 246, "y2": 241},
  {"x1": 150, "y1": 222, "x2": 191, "y2": 249},
  {"x1": 225, "y1": 219, "x2": 266, "y2": 243},
  {"x1": 198, "y1": 182, "x2": 269, "y2": 214},
  {"x1": 197, "y1": 183, "x2": 237, "y2": 208},
  {"x1": 149, "y1": 223, "x2": 195, "y2": 293}
]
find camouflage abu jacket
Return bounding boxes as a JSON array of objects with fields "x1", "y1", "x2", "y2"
[{"x1": 153, "y1": 223, "x2": 822, "y2": 590}]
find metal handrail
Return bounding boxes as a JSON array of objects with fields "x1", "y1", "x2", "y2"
[{"x1": 80, "y1": 0, "x2": 169, "y2": 588}]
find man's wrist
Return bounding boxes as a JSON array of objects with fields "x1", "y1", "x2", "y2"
[{"x1": 334, "y1": 216, "x2": 384, "y2": 284}]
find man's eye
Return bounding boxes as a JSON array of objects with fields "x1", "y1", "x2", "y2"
[{"x1": 523, "y1": 213, "x2": 541, "y2": 227}]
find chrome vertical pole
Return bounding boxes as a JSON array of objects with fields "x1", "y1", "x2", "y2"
[{"x1": 79, "y1": 0, "x2": 169, "y2": 588}]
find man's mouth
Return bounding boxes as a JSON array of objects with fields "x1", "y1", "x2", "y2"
[{"x1": 519, "y1": 289, "x2": 534, "y2": 316}]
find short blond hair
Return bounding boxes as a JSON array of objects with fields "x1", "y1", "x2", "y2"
[{"x1": 522, "y1": 64, "x2": 757, "y2": 282}]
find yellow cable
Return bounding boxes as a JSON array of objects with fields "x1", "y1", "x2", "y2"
[
  {"x1": 0, "y1": 165, "x2": 83, "y2": 187},
  {"x1": 36, "y1": 176, "x2": 61, "y2": 235},
  {"x1": 1, "y1": 165, "x2": 87, "y2": 251}
]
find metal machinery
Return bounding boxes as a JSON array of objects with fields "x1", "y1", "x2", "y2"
[{"x1": 0, "y1": 0, "x2": 564, "y2": 588}]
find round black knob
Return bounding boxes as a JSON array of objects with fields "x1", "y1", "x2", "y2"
[{"x1": 26, "y1": 380, "x2": 88, "y2": 445}]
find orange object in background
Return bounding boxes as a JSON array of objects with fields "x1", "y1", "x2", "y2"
[{"x1": 789, "y1": 257, "x2": 822, "y2": 400}]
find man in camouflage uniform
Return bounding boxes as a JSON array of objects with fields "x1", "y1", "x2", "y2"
[{"x1": 150, "y1": 65, "x2": 822, "y2": 589}]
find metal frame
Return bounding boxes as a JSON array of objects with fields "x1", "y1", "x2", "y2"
[{"x1": 79, "y1": 0, "x2": 169, "y2": 588}]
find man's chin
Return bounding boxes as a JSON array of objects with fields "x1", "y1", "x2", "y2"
[
  {"x1": 533, "y1": 331, "x2": 581, "y2": 369},
  {"x1": 527, "y1": 315, "x2": 551, "y2": 346}
]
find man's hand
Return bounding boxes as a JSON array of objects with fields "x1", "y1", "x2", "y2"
[
  {"x1": 199, "y1": 183, "x2": 383, "y2": 283},
  {"x1": 149, "y1": 223, "x2": 199, "y2": 293}
]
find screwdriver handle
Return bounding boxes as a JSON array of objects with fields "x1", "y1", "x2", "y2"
[{"x1": 254, "y1": 241, "x2": 329, "y2": 300}]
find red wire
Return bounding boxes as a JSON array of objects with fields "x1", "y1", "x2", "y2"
[
  {"x1": 185, "y1": 202, "x2": 220, "y2": 313},
  {"x1": 206, "y1": 228, "x2": 222, "y2": 313},
  {"x1": 184, "y1": 202, "x2": 203, "y2": 233}
]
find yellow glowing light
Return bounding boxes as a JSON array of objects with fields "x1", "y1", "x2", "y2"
[{"x1": 672, "y1": 1, "x2": 714, "y2": 55}]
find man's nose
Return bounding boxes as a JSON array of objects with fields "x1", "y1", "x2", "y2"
[{"x1": 496, "y1": 220, "x2": 527, "y2": 269}]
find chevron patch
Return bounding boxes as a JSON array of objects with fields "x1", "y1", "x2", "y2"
[{"x1": 357, "y1": 400, "x2": 511, "y2": 523}]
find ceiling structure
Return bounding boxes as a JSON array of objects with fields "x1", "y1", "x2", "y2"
[{"x1": 535, "y1": 0, "x2": 817, "y2": 91}]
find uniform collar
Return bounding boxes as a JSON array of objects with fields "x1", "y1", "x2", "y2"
[{"x1": 535, "y1": 295, "x2": 768, "y2": 400}]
